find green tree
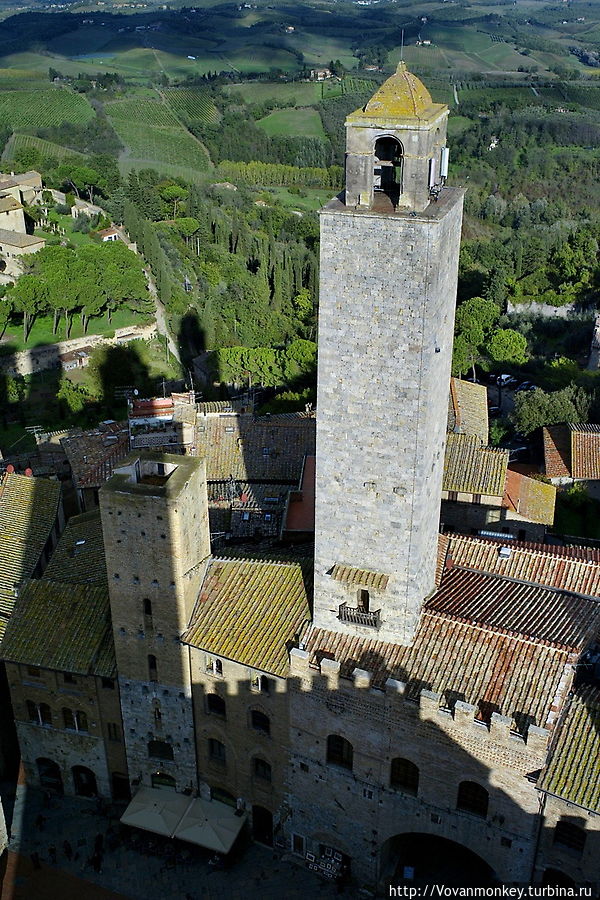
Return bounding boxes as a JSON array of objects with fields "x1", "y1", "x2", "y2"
[
  {"x1": 160, "y1": 184, "x2": 188, "y2": 219},
  {"x1": 9, "y1": 275, "x2": 47, "y2": 341},
  {"x1": 488, "y1": 328, "x2": 528, "y2": 366},
  {"x1": 511, "y1": 385, "x2": 591, "y2": 436},
  {"x1": 56, "y1": 375, "x2": 90, "y2": 416}
]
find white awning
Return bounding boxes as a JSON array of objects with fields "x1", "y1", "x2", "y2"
[
  {"x1": 120, "y1": 787, "x2": 246, "y2": 852},
  {"x1": 120, "y1": 786, "x2": 191, "y2": 837},
  {"x1": 173, "y1": 797, "x2": 246, "y2": 853}
]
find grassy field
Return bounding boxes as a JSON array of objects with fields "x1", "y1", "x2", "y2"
[
  {"x1": 105, "y1": 99, "x2": 212, "y2": 171},
  {"x1": 257, "y1": 107, "x2": 326, "y2": 138},
  {"x1": 225, "y1": 81, "x2": 323, "y2": 105},
  {"x1": 0, "y1": 89, "x2": 94, "y2": 129},
  {"x1": 260, "y1": 186, "x2": 334, "y2": 211},
  {"x1": 2, "y1": 133, "x2": 84, "y2": 163},
  {"x1": 0, "y1": 306, "x2": 154, "y2": 356}
]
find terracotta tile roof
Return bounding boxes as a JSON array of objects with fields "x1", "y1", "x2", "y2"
[
  {"x1": 0, "y1": 473, "x2": 61, "y2": 635},
  {"x1": 444, "y1": 533, "x2": 600, "y2": 596},
  {"x1": 538, "y1": 686, "x2": 600, "y2": 812},
  {"x1": 570, "y1": 423, "x2": 600, "y2": 480},
  {"x1": 61, "y1": 421, "x2": 129, "y2": 488},
  {"x1": 543, "y1": 425, "x2": 571, "y2": 479},
  {"x1": 502, "y1": 470, "x2": 556, "y2": 525},
  {"x1": 43, "y1": 510, "x2": 106, "y2": 585},
  {"x1": 447, "y1": 378, "x2": 488, "y2": 444},
  {"x1": 182, "y1": 558, "x2": 312, "y2": 678},
  {"x1": 284, "y1": 455, "x2": 316, "y2": 534},
  {"x1": 329, "y1": 564, "x2": 389, "y2": 591},
  {"x1": 0, "y1": 579, "x2": 115, "y2": 678},
  {"x1": 304, "y1": 569, "x2": 600, "y2": 733},
  {"x1": 195, "y1": 413, "x2": 315, "y2": 483},
  {"x1": 429, "y1": 566, "x2": 598, "y2": 651},
  {"x1": 443, "y1": 433, "x2": 508, "y2": 496}
]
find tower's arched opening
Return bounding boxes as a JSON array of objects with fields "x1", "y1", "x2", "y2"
[
  {"x1": 380, "y1": 833, "x2": 496, "y2": 889},
  {"x1": 374, "y1": 136, "x2": 403, "y2": 207}
]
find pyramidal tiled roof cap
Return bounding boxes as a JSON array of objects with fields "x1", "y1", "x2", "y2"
[{"x1": 349, "y1": 61, "x2": 445, "y2": 123}]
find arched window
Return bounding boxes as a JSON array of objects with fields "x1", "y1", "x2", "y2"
[
  {"x1": 76, "y1": 710, "x2": 88, "y2": 732},
  {"x1": 63, "y1": 707, "x2": 75, "y2": 729},
  {"x1": 207, "y1": 694, "x2": 226, "y2": 718},
  {"x1": 374, "y1": 136, "x2": 403, "y2": 204},
  {"x1": 457, "y1": 781, "x2": 488, "y2": 818},
  {"x1": 148, "y1": 740, "x2": 174, "y2": 761},
  {"x1": 39, "y1": 703, "x2": 52, "y2": 726},
  {"x1": 27, "y1": 700, "x2": 38, "y2": 722},
  {"x1": 148, "y1": 654, "x2": 158, "y2": 682},
  {"x1": 208, "y1": 738, "x2": 226, "y2": 764},
  {"x1": 253, "y1": 757, "x2": 272, "y2": 782},
  {"x1": 143, "y1": 598, "x2": 152, "y2": 617},
  {"x1": 553, "y1": 821, "x2": 586, "y2": 854},
  {"x1": 390, "y1": 758, "x2": 419, "y2": 795},
  {"x1": 72, "y1": 765, "x2": 97, "y2": 798},
  {"x1": 326, "y1": 734, "x2": 353, "y2": 770},
  {"x1": 36, "y1": 758, "x2": 63, "y2": 794},
  {"x1": 251, "y1": 710, "x2": 270, "y2": 735}
]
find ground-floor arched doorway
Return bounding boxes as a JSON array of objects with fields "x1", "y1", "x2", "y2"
[
  {"x1": 252, "y1": 805, "x2": 273, "y2": 846},
  {"x1": 72, "y1": 765, "x2": 97, "y2": 798},
  {"x1": 542, "y1": 869, "x2": 576, "y2": 888},
  {"x1": 380, "y1": 833, "x2": 496, "y2": 889},
  {"x1": 112, "y1": 772, "x2": 131, "y2": 802},
  {"x1": 36, "y1": 758, "x2": 63, "y2": 794}
]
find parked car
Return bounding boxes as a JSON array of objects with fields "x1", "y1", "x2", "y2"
[
  {"x1": 496, "y1": 374, "x2": 518, "y2": 388},
  {"x1": 515, "y1": 381, "x2": 537, "y2": 393},
  {"x1": 509, "y1": 446, "x2": 530, "y2": 462},
  {"x1": 488, "y1": 406, "x2": 501, "y2": 418}
]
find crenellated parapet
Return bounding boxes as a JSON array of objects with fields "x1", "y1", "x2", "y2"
[{"x1": 289, "y1": 649, "x2": 550, "y2": 757}]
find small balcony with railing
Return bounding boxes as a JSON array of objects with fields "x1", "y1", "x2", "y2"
[{"x1": 338, "y1": 602, "x2": 381, "y2": 629}]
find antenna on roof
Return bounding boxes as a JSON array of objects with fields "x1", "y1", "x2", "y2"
[{"x1": 400, "y1": 30, "x2": 404, "y2": 62}]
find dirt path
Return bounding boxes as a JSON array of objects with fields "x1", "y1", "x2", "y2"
[{"x1": 146, "y1": 272, "x2": 181, "y2": 366}]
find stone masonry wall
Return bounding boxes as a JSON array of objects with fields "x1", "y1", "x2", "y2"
[
  {"x1": 283, "y1": 651, "x2": 549, "y2": 888},
  {"x1": 314, "y1": 188, "x2": 464, "y2": 645}
]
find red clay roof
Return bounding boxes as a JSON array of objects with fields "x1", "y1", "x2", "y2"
[
  {"x1": 570, "y1": 423, "x2": 600, "y2": 480},
  {"x1": 442, "y1": 532, "x2": 600, "y2": 595},
  {"x1": 284, "y1": 455, "x2": 315, "y2": 533},
  {"x1": 502, "y1": 469, "x2": 555, "y2": 525},
  {"x1": 428, "y1": 566, "x2": 597, "y2": 651},
  {"x1": 543, "y1": 425, "x2": 571, "y2": 479}
]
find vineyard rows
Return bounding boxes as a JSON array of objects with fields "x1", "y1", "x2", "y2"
[
  {"x1": 3, "y1": 133, "x2": 84, "y2": 162},
  {"x1": 164, "y1": 89, "x2": 220, "y2": 125},
  {"x1": 0, "y1": 90, "x2": 94, "y2": 129}
]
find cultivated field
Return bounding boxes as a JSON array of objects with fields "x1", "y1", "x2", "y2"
[
  {"x1": 257, "y1": 107, "x2": 326, "y2": 139},
  {"x1": 2, "y1": 133, "x2": 84, "y2": 163},
  {"x1": 164, "y1": 88, "x2": 220, "y2": 125},
  {"x1": 0, "y1": 90, "x2": 94, "y2": 129},
  {"x1": 106, "y1": 99, "x2": 211, "y2": 172}
]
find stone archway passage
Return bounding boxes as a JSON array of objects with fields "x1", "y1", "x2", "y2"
[{"x1": 380, "y1": 833, "x2": 496, "y2": 889}]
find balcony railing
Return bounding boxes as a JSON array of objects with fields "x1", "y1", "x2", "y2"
[{"x1": 338, "y1": 603, "x2": 381, "y2": 628}]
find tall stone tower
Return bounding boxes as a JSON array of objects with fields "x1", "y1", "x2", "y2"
[
  {"x1": 99, "y1": 453, "x2": 210, "y2": 792},
  {"x1": 313, "y1": 63, "x2": 464, "y2": 645}
]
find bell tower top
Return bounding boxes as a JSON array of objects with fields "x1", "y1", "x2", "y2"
[{"x1": 344, "y1": 62, "x2": 449, "y2": 213}]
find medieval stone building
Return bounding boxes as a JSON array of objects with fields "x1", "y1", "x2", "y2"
[{"x1": 1, "y1": 66, "x2": 599, "y2": 893}]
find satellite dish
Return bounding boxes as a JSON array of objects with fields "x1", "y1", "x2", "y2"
[{"x1": 134, "y1": 389, "x2": 139, "y2": 396}]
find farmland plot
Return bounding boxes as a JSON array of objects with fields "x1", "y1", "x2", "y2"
[{"x1": 0, "y1": 90, "x2": 94, "y2": 129}]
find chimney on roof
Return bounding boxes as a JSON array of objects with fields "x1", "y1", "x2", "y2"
[{"x1": 445, "y1": 554, "x2": 454, "y2": 570}]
